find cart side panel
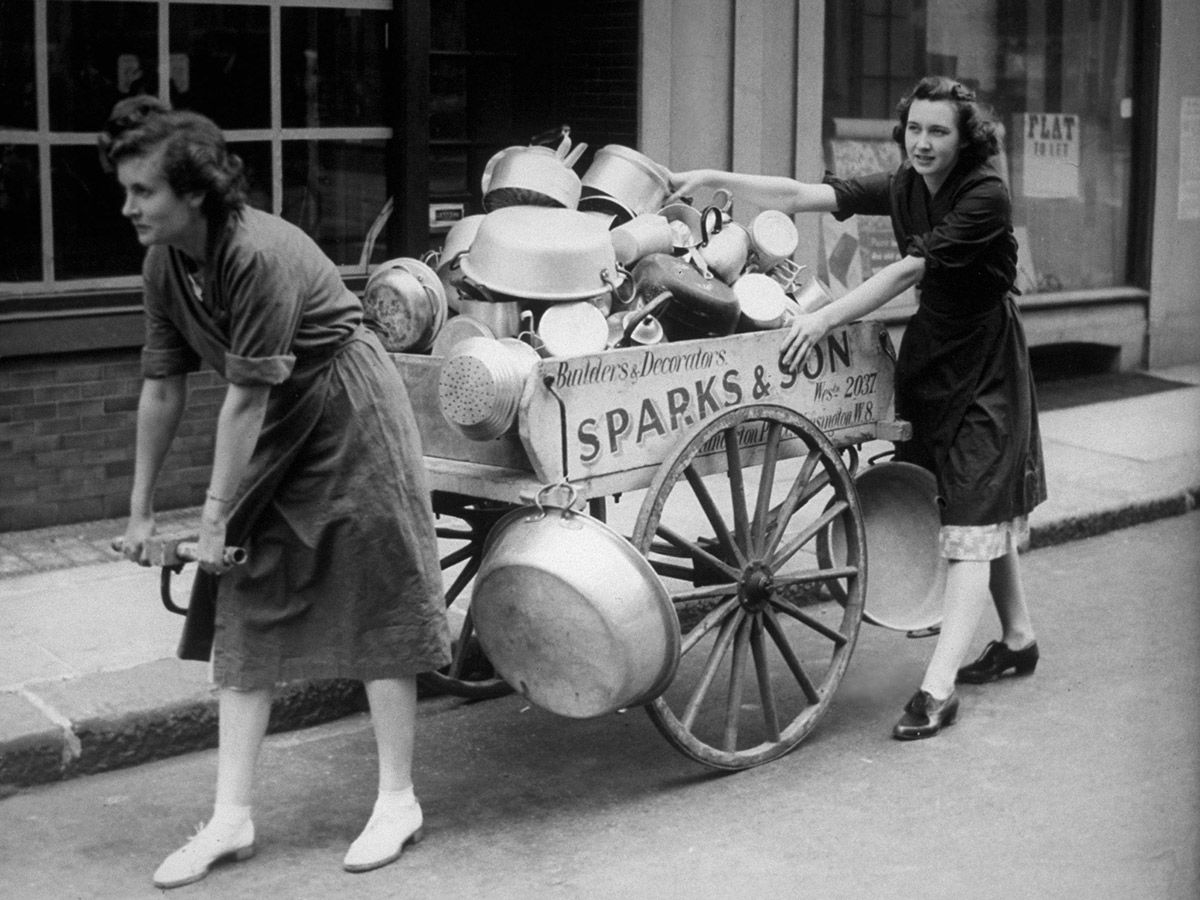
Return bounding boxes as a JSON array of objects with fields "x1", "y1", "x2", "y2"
[
  {"x1": 519, "y1": 321, "x2": 898, "y2": 483},
  {"x1": 391, "y1": 353, "x2": 535, "y2": 472}
]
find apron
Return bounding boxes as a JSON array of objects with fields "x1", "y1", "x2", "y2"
[
  {"x1": 893, "y1": 294, "x2": 1046, "y2": 527},
  {"x1": 179, "y1": 326, "x2": 451, "y2": 688}
]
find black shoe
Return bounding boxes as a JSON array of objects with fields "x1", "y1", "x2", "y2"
[
  {"x1": 956, "y1": 640, "x2": 1039, "y2": 684},
  {"x1": 892, "y1": 690, "x2": 959, "y2": 740}
]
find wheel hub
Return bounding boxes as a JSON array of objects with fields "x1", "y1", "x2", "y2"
[{"x1": 740, "y1": 562, "x2": 774, "y2": 611}]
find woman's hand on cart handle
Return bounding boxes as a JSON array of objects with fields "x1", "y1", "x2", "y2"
[
  {"x1": 117, "y1": 515, "x2": 156, "y2": 567},
  {"x1": 780, "y1": 309, "x2": 834, "y2": 374},
  {"x1": 111, "y1": 536, "x2": 248, "y2": 568}
]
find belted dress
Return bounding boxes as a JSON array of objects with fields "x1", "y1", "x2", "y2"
[
  {"x1": 140, "y1": 207, "x2": 452, "y2": 688},
  {"x1": 824, "y1": 158, "x2": 1047, "y2": 560}
]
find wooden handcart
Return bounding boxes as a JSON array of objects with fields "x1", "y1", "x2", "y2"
[{"x1": 395, "y1": 320, "x2": 911, "y2": 771}]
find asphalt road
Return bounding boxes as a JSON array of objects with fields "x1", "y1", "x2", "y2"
[{"x1": 2, "y1": 513, "x2": 1198, "y2": 900}]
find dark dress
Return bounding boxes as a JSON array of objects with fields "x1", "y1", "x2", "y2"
[
  {"x1": 141, "y1": 207, "x2": 452, "y2": 688},
  {"x1": 824, "y1": 158, "x2": 1046, "y2": 556}
]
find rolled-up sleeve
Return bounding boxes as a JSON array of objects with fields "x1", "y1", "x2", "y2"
[
  {"x1": 224, "y1": 351, "x2": 295, "y2": 385},
  {"x1": 822, "y1": 170, "x2": 893, "y2": 221},
  {"x1": 903, "y1": 176, "x2": 1010, "y2": 274}
]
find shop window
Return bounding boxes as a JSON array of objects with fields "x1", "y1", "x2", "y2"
[
  {"x1": 822, "y1": 0, "x2": 1137, "y2": 297},
  {"x1": 0, "y1": 145, "x2": 39, "y2": 282},
  {"x1": 0, "y1": 0, "x2": 394, "y2": 298},
  {"x1": 0, "y1": 0, "x2": 36, "y2": 130},
  {"x1": 170, "y1": 4, "x2": 270, "y2": 130},
  {"x1": 281, "y1": 139, "x2": 388, "y2": 266},
  {"x1": 47, "y1": 1, "x2": 158, "y2": 132},
  {"x1": 281, "y1": 7, "x2": 390, "y2": 128}
]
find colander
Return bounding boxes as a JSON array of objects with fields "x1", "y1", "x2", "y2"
[{"x1": 437, "y1": 336, "x2": 540, "y2": 440}]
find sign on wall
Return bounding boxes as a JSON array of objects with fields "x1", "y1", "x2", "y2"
[{"x1": 1022, "y1": 113, "x2": 1081, "y2": 199}]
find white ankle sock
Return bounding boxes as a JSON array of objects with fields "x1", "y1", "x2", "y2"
[
  {"x1": 372, "y1": 787, "x2": 416, "y2": 817},
  {"x1": 209, "y1": 802, "x2": 252, "y2": 830}
]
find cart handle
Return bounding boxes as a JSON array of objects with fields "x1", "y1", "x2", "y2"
[{"x1": 111, "y1": 536, "x2": 248, "y2": 568}]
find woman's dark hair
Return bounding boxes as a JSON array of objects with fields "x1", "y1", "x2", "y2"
[
  {"x1": 100, "y1": 98, "x2": 247, "y2": 227},
  {"x1": 892, "y1": 76, "x2": 1000, "y2": 167}
]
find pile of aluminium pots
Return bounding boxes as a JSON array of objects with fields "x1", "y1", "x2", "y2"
[{"x1": 361, "y1": 131, "x2": 835, "y2": 442}]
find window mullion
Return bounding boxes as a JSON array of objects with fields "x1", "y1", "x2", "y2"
[
  {"x1": 158, "y1": 0, "x2": 171, "y2": 107},
  {"x1": 35, "y1": 0, "x2": 52, "y2": 287},
  {"x1": 271, "y1": 1, "x2": 283, "y2": 216}
]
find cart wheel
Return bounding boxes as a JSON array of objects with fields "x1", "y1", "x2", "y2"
[
  {"x1": 418, "y1": 492, "x2": 515, "y2": 700},
  {"x1": 632, "y1": 404, "x2": 866, "y2": 770}
]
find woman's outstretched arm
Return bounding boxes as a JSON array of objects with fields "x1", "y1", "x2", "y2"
[{"x1": 666, "y1": 169, "x2": 838, "y2": 214}]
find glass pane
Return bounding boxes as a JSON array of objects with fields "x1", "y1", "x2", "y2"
[
  {"x1": 430, "y1": 56, "x2": 469, "y2": 140},
  {"x1": 429, "y1": 147, "x2": 470, "y2": 197},
  {"x1": 229, "y1": 141, "x2": 273, "y2": 213},
  {"x1": 823, "y1": 0, "x2": 1135, "y2": 293},
  {"x1": 170, "y1": 4, "x2": 270, "y2": 130},
  {"x1": 0, "y1": 1, "x2": 37, "y2": 129},
  {"x1": 47, "y1": 0, "x2": 158, "y2": 133},
  {"x1": 1, "y1": 145, "x2": 41, "y2": 281},
  {"x1": 281, "y1": 8, "x2": 391, "y2": 129},
  {"x1": 281, "y1": 140, "x2": 388, "y2": 266},
  {"x1": 431, "y1": 0, "x2": 467, "y2": 52},
  {"x1": 51, "y1": 145, "x2": 141, "y2": 279},
  {"x1": 997, "y1": 0, "x2": 1133, "y2": 291}
]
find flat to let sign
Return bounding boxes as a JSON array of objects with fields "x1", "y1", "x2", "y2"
[{"x1": 1022, "y1": 112, "x2": 1080, "y2": 199}]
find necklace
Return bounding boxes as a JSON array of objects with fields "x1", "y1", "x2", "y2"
[{"x1": 186, "y1": 271, "x2": 204, "y2": 302}]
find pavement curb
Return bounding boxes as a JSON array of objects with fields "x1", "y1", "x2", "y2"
[
  {"x1": 1029, "y1": 485, "x2": 1200, "y2": 549},
  {"x1": 2, "y1": 488, "x2": 1199, "y2": 795},
  {"x1": 1, "y1": 661, "x2": 368, "y2": 793}
]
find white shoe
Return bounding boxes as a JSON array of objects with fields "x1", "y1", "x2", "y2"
[
  {"x1": 152, "y1": 817, "x2": 256, "y2": 889},
  {"x1": 343, "y1": 800, "x2": 424, "y2": 873}
]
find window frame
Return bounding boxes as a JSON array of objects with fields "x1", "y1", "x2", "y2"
[{"x1": 1, "y1": 0, "x2": 406, "y2": 358}]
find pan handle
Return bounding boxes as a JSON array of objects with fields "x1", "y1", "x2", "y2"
[{"x1": 698, "y1": 206, "x2": 723, "y2": 247}]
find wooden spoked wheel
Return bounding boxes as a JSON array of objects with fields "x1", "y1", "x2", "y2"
[
  {"x1": 632, "y1": 404, "x2": 867, "y2": 770},
  {"x1": 419, "y1": 492, "x2": 515, "y2": 699}
]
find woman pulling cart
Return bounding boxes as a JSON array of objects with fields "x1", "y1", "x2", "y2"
[{"x1": 103, "y1": 97, "x2": 451, "y2": 888}]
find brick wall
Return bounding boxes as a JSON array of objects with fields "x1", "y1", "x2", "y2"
[{"x1": 0, "y1": 349, "x2": 221, "y2": 532}]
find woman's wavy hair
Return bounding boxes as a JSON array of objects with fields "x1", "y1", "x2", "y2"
[
  {"x1": 99, "y1": 96, "x2": 247, "y2": 227},
  {"x1": 892, "y1": 76, "x2": 1000, "y2": 168}
]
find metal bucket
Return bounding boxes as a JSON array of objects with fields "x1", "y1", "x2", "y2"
[
  {"x1": 472, "y1": 492, "x2": 681, "y2": 718},
  {"x1": 819, "y1": 462, "x2": 947, "y2": 633}
]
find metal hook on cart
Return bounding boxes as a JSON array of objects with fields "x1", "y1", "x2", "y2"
[{"x1": 533, "y1": 481, "x2": 581, "y2": 520}]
